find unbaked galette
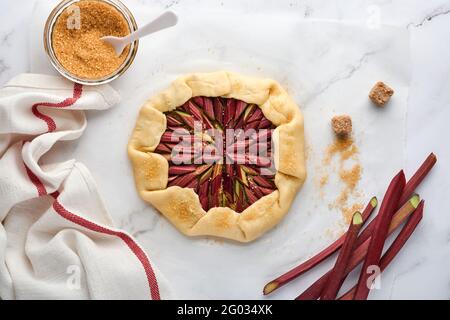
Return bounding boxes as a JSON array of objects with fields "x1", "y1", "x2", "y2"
[{"x1": 128, "y1": 71, "x2": 306, "y2": 242}]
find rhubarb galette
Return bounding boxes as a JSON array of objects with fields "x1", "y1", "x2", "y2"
[{"x1": 128, "y1": 71, "x2": 306, "y2": 242}]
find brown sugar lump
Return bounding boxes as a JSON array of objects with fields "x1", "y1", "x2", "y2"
[
  {"x1": 331, "y1": 115, "x2": 352, "y2": 139},
  {"x1": 369, "y1": 81, "x2": 394, "y2": 106}
]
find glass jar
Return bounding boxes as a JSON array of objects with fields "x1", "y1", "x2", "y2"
[{"x1": 43, "y1": 0, "x2": 139, "y2": 85}]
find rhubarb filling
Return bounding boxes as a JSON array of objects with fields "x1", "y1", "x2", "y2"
[{"x1": 155, "y1": 96, "x2": 277, "y2": 213}]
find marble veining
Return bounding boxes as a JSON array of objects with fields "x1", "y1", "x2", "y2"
[
  {"x1": 309, "y1": 49, "x2": 381, "y2": 102},
  {"x1": 0, "y1": 60, "x2": 8, "y2": 75},
  {"x1": 408, "y1": 5, "x2": 450, "y2": 28}
]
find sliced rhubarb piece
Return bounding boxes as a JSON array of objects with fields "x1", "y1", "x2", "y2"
[
  {"x1": 249, "y1": 181, "x2": 264, "y2": 198},
  {"x1": 258, "y1": 186, "x2": 275, "y2": 196},
  {"x1": 203, "y1": 97, "x2": 215, "y2": 120},
  {"x1": 212, "y1": 163, "x2": 223, "y2": 179},
  {"x1": 222, "y1": 175, "x2": 234, "y2": 202},
  {"x1": 199, "y1": 166, "x2": 213, "y2": 184},
  {"x1": 185, "y1": 178, "x2": 198, "y2": 189},
  {"x1": 213, "y1": 98, "x2": 224, "y2": 124},
  {"x1": 184, "y1": 101, "x2": 203, "y2": 121},
  {"x1": 224, "y1": 99, "x2": 235, "y2": 126},
  {"x1": 160, "y1": 131, "x2": 178, "y2": 143},
  {"x1": 167, "y1": 175, "x2": 177, "y2": 183},
  {"x1": 258, "y1": 118, "x2": 273, "y2": 129},
  {"x1": 241, "y1": 165, "x2": 259, "y2": 176},
  {"x1": 168, "y1": 165, "x2": 197, "y2": 175},
  {"x1": 353, "y1": 170, "x2": 406, "y2": 300},
  {"x1": 263, "y1": 197, "x2": 378, "y2": 295},
  {"x1": 175, "y1": 110, "x2": 195, "y2": 129},
  {"x1": 233, "y1": 163, "x2": 241, "y2": 179},
  {"x1": 166, "y1": 114, "x2": 183, "y2": 126},
  {"x1": 235, "y1": 100, "x2": 247, "y2": 119},
  {"x1": 157, "y1": 96, "x2": 276, "y2": 213},
  {"x1": 224, "y1": 164, "x2": 234, "y2": 177},
  {"x1": 199, "y1": 180, "x2": 210, "y2": 211},
  {"x1": 320, "y1": 211, "x2": 363, "y2": 300},
  {"x1": 252, "y1": 175, "x2": 275, "y2": 189},
  {"x1": 166, "y1": 125, "x2": 183, "y2": 132},
  {"x1": 194, "y1": 164, "x2": 212, "y2": 176},
  {"x1": 234, "y1": 180, "x2": 245, "y2": 211},
  {"x1": 168, "y1": 172, "x2": 197, "y2": 188},
  {"x1": 245, "y1": 121, "x2": 260, "y2": 131},
  {"x1": 232, "y1": 116, "x2": 245, "y2": 130},
  {"x1": 192, "y1": 96, "x2": 204, "y2": 107},
  {"x1": 155, "y1": 143, "x2": 172, "y2": 154},
  {"x1": 243, "y1": 104, "x2": 256, "y2": 122},
  {"x1": 244, "y1": 185, "x2": 258, "y2": 204},
  {"x1": 201, "y1": 114, "x2": 214, "y2": 130},
  {"x1": 247, "y1": 107, "x2": 263, "y2": 123},
  {"x1": 210, "y1": 164, "x2": 223, "y2": 207}
]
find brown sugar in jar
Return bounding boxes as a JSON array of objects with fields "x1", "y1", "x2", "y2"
[{"x1": 52, "y1": 0, "x2": 131, "y2": 79}]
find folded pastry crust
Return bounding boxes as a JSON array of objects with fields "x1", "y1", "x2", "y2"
[{"x1": 128, "y1": 71, "x2": 306, "y2": 242}]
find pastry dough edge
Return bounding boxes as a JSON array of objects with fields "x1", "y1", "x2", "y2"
[{"x1": 128, "y1": 71, "x2": 306, "y2": 242}]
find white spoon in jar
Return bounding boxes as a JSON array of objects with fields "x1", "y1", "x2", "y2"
[{"x1": 101, "y1": 11, "x2": 178, "y2": 56}]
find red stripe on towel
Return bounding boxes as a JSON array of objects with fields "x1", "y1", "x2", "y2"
[
  {"x1": 31, "y1": 83, "x2": 83, "y2": 132},
  {"x1": 52, "y1": 199, "x2": 161, "y2": 300},
  {"x1": 24, "y1": 163, "x2": 47, "y2": 196},
  {"x1": 23, "y1": 83, "x2": 161, "y2": 299},
  {"x1": 23, "y1": 160, "x2": 161, "y2": 300}
]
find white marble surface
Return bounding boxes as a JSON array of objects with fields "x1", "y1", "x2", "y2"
[{"x1": 1, "y1": 0, "x2": 449, "y2": 299}]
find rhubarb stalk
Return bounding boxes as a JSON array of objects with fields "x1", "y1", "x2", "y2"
[
  {"x1": 295, "y1": 194, "x2": 420, "y2": 300},
  {"x1": 320, "y1": 212, "x2": 364, "y2": 300},
  {"x1": 353, "y1": 170, "x2": 405, "y2": 300},
  {"x1": 339, "y1": 200, "x2": 424, "y2": 300},
  {"x1": 399, "y1": 153, "x2": 437, "y2": 205},
  {"x1": 263, "y1": 197, "x2": 377, "y2": 295},
  {"x1": 275, "y1": 154, "x2": 434, "y2": 299},
  {"x1": 335, "y1": 154, "x2": 435, "y2": 255}
]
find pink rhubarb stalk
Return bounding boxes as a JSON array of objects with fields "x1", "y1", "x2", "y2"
[
  {"x1": 353, "y1": 170, "x2": 406, "y2": 300},
  {"x1": 320, "y1": 211, "x2": 364, "y2": 300},
  {"x1": 263, "y1": 197, "x2": 377, "y2": 295}
]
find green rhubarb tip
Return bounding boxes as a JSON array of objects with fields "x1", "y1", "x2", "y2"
[
  {"x1": 409, "y1": 194, "x2": 420, "y2": 209},
  {"x1": 370, "y1": 196, "x2": 378, "y2": 208},
  {"x1": 352, "y1": 211, "x2": 363, "y2": 225},
  {"x1": 175, "y1": 110, "x2": 190, "y2": 116}
]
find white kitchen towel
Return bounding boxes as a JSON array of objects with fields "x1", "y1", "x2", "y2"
[{"x1": 0, "y1": 74, "x2": 171, "y2": 300}]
